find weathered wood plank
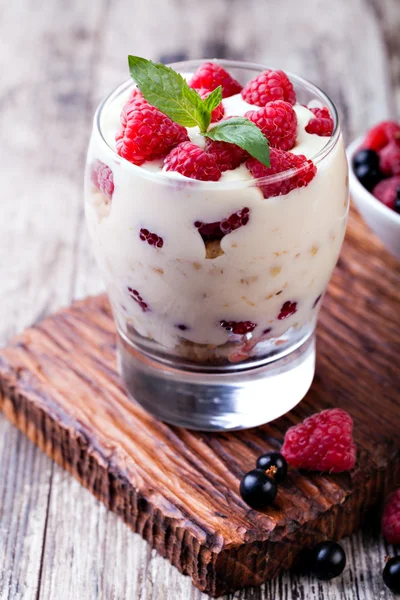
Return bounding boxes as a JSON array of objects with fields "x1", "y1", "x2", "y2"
[
  {"x1": 0, "y1": 417, "x2": 53, "y2": 600},
  {"x1": 370, "y1": 0, "x2": 400, "y2": 115},
  {"x1": 38, "y1": 475, "x2": 208, "y2": 600},
  {"x1": 0, "y1": 0, "x2": 399, "y2": 598},
  {"x1": 0, "y1": 0, "x2": 107, "y2": 598},
  {"x1": 0, "y1": 207, "x2": 399, "y2": 596}
]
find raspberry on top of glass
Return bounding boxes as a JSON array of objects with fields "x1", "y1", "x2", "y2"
[
  {"x1": 104, "y1": 57, "x2": 335, "y2": 186},
  {"x1": 352, "y1": 120, "x2": 400, "y2": 214},
  {"x1": 87, "y1": 58, "x2": 346, "y2": 365}
]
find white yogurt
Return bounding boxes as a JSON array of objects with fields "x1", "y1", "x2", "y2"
[{"x1": 85, "y1": 80, "x2": 348, "y2": 363}]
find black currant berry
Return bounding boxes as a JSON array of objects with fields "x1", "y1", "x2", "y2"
[
  {"x1": 395, "y1": 187, "x2": 400, "y2": 214},
  {"x1": 310, "y1": 541, "x2": 346, "y2": 580},
  {"x1": 354, "y1": 163, "x2": 382, "y2": 191},
  {"x1": 239, "y1": 469, "x2": 278, "y2": 509},
  {"x1": 352, "y1": 148, "x2": 380, "y2": 170},
  {"x1": 256, "y1": 452, "x2": 288, "y2": 483},
  {"x1": 383, "y1": 556, "x2": 400, "y2": 594}
]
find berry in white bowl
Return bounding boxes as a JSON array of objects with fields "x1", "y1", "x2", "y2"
[{"x1": 347, "y1": 120, "x2": 400, "y2": 260}]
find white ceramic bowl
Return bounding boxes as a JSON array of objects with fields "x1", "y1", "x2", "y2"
[{"x1": 347, "y1": 137, "x2": 400, "y2": 260}]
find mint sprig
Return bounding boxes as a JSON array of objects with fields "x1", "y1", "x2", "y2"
[
  {"x1": 205, "y1": 118, "x2": 270, "y2": 167},
  {"x1": 128, "y1": 56, "x2": 210, "y2": 132},
  {"x1": 202, "y1": 86, "x2": 223, "y2": 114},
  {"x1": 128, "y1": 55, "x2": 270, "y2": 166}
]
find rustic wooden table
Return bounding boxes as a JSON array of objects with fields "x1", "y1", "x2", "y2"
[{"x1": 0, "y1": 1, "x2": 399, "y2": 598}]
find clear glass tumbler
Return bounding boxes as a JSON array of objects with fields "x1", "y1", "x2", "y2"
[{"x1": 85, "y1": 59, "x2": 349, "y2": 431}]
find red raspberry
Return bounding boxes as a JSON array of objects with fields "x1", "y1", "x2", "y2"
[
  {"x1": 119, "y1": 90, "x2": 150, "y2": 118},
  {"x1": 205, "y1": 139, "x2": 247, "y2": 171},
  {"x1": 91, "y1": 160, "x2": 114, "y2": 201},
  {"x1": 128, "y1": 87, "x2": 147, "y2": 105},
  {"x1": 139, "y1": 228, "x2": 164, "y2": 248},
  {"x1": 282, "y1": 408, "x2": 357, "y2": 473},
  {"x1": 245, "y1": 101, "x2": 297, "y2": 151},
  {"x1": 195, "y1": 207, "x2": 250, "y2": 242},
  {"x1": 220, "y1": 320, "x2": 256, "y2": 335},
  {"x1": 246, "y1": 148, "x2": 317, "y2": 198},
  {"x1": 305, "y1": 106, "x2": 334, "y2": 137},
  {"x1": 277, "y1": 301, "x2": 297, "y2": 320},
  {"x1": 362, "y1": 120, "x2": 400, "y2": 152},
  {"x1": 379, "y1": 138, "x2": 400, "y2": 175},
  {"x1": 241, "y1": 69, "x2": 296, "y2": 107},
  {"x1": 189, "y1": 62, "x2": 242, "y2": 98},
  {"x1": 164, "y1": 141, "x2": 221, "y2": 181},
  {"x1": 372, "y1": 176, "x2": 400, "y2": 210},
  {"x1": 196, "y1": 88, "x2": 225, "y2": 122},
  {"x1": 128, "y1": 287, "x2": 150, "y2": 312},
  {"x1": 382, "y1": 489, "x2": 400, "y2": 545},
  {"x1": 116, "y1": 103, "x2": 189, "y2": 165}
]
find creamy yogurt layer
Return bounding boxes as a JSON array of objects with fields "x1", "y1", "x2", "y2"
[{"x1": 85, "y1": 72, "x2": 348, "y2": 365}]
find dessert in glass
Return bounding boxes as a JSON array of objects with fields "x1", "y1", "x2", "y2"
[{"x1": 85, "y1": 58, "x2": 348, "y2": 430}]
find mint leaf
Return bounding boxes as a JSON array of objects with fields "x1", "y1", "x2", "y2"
[
  {"x1": 205, "y1": 118, "x2": 270, "y2": 167},
  {"x1": 128, "y1": 56, "x2": 209, "y2": 132},
  {"x1": 202, "y1": 86, "x2": 223, "y2": 114}
]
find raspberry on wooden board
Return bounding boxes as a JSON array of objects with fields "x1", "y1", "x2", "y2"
[{"x1": 282, "y1": 408, "x2": 357, "y2": 473}]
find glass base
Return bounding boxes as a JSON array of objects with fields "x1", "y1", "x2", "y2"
[{"x1": 117, "y1": 332, "x2": 316, "y2": 431}]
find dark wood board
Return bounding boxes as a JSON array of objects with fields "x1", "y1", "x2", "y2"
[{"x1": 0, "y1": 209, "x2": 399, "y2": 597}]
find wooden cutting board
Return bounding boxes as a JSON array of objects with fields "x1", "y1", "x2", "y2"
[{"x1": 0, "y1": 208, "x2": 399, "y2": 597}]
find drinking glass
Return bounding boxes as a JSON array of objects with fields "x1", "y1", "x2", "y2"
[{"x1": 85, "y1": 60, "x2": 348, "y2": 431}]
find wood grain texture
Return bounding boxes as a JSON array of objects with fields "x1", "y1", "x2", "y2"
[
  {"x1": 0, "y1": 0, "x2": 399, "y2": 598},
  {"x1": 0, "y1": 208, "x2": 399, "y2": 597}
]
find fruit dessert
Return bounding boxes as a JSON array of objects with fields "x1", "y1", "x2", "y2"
[
  {"x1": 239, "y1": 408, "x2": 357, "y2": 510},
  {"x1": 353, "y1": 120, "x2": 400, "y2": 214},
  {"x1": 85, "y1": 58, "x2": 348, "y2": 365},
  {"x1": 238, "y1": 409, "x2": 400, "y2": 592}
]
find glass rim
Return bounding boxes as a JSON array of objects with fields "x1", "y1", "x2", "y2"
[{"x1": 94, "y1": 58, "x2": 341, "y2": 190}]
